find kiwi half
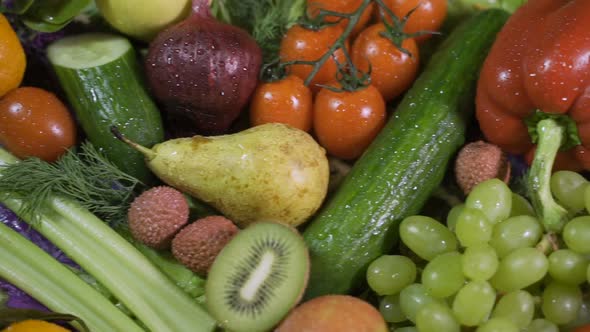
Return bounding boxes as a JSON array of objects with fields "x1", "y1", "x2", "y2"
[{"x1": 205, "y1": 222, "x2": 310, "y2": 332}]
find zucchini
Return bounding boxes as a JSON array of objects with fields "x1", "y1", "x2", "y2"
[
  {"x1": 302, "y1": 9, "x2": 510, "y2": 299},
  {"x1": 47, "y1": 33, "x2": 164, "y2": 183}
]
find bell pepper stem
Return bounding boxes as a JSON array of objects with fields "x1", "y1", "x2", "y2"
[{"x1": 528, "y1": 118, "x2": 569, "y2": 232}]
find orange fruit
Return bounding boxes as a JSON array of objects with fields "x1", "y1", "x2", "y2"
[
  {"x1": 0, "y1": 13, "x2": 26, "y2": 97},
  {"x1": 1, "y1": 319, "x2": 70, "y2": 332}
]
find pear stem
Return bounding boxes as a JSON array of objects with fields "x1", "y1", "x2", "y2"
[{"x1": 110, "y1": 126, "x2": 157, "y2": 160}]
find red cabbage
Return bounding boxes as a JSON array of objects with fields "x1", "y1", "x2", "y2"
[{"x1": 0, "y1": 203, "x2": 78, "y2": 311}]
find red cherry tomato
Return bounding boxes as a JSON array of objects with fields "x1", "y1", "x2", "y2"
[
  {"x1": 279, "y1": 24, "x2": 348, "y2": 93},
  {"x1": 250, "y1": 75, "x2": 313, "y2": 132},
  {"x1": 313, "y1": 83, "x2": 386, "y2": 160},
  {"x1": 352, "y1": 23, "x2": 419, "y2": 102},
  {"x1": 377, "y1": 0, "x2": 447, "y2": 42},
  {"x1": 306, "y1": 0, "x2": 375, "y2": 37},
  {"x1": 0, "y1": 87, "x2": 77, "y2": 161}
]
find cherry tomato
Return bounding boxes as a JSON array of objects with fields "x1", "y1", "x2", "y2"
[
  {"x1": 306, "y1": 0, "x2": 375, "y2": 37},
  {"x1": 313, "y1": 83, "x2": 386, "y2": 160},
  {"x1": 377, "y1": 0, "x2": 447, "y2": 42},
  {"x1": 279, "y1": 24, "x2": 348, "y2": 93},
  {"x1": 250, "y1": 75, "x2": 313, "y2": 131},
  {"x1": 0, "y1": 87, "x2": 77, "y2": 162},
  {"x1": 352, "y1": 23, "x2": 419, "y2": 102}
]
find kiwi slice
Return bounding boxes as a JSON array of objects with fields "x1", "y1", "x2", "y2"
[{"x1": 205, "y1": 222, "x2": 309, "y2": 332}]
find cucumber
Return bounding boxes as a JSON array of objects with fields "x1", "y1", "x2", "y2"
[
  {"x1": 302, "y1": 9, "x2": 510, "y2": 299},
  {"x1": 47, "y1": 33, "x2": 164, "y2": 183}
]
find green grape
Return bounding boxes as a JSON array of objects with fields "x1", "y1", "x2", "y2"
[
  {"x1": 551, "y1": 170, "x2": 589, "y2": 212},
  {"x1": 524, "y1": 319, "x2": 559, "y2": 332},
  {"x1": 446, "y1": 204, "x2": 464, "y2": 232},
  {"x1": 399, "y1": 283, "x2": 437, "y2": 323},
  {"x1": 561, "y1": 296, "x2": 590, "y2": 331},
  {"x1": 379, "y1": 294, "x2": 406, "y2": 323},
  {"x1": 563, "y1": 216, "x2": 590, "y2": 254},
  {"x1": 455, "y1": 208, "x2": 493, "y2": 247},
  {"x1": 415, "y1": 301, "x2": 460, "y2": 332},
  {"x1": 451, "y1": 280, "x2": 496, "y2": 326},
  {"x1": 462, "y1": 244, "x2": 498, "y2": 281},
  {"x1": 400, "y1": 216, "x2": 458, "y2": 261},
  {"x1": 548, "y1": 249, "x2": 589, "y2": 285},
  {"x1": 490, "y1": 247, "x2": 548, "y2": 292},
  {"x1": 491, "y1": 290, "x2": 534, "y2": 329},
  {"x1": 367, "y1": 255, "x2": 417, "y2": 295},
  {"x1": 475, "y1": 317, "x2": 518, "y2": 332},
  {"x1": 489, "y1": 215, "x2": 543, "y2": 257},
  {"x1": 510, "y1": 193, "x2": 535, "y2": 217},
  {"x1": 585, "y1": 185, "x2": 590, "y2": 215},
  {"x1": 422, "y1": 252, "x2": 465, "y2": 298},
  {"x1": 465, "y1": 178, "x2": 512, "y2": 224},
  {"x1": 541, "y1": 282, "x2": 582, "y2": 325}
]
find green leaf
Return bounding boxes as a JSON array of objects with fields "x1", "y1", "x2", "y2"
[
  {"x1": 24, "y1": 0, "x2": 91, "y2": 24},
  {"x1": 0, "y1": 0, "x2": 34, "y2": 15},
  {"x1": 0, "y1": 309, "x2": 90, "y2": 332},
  {"x1": 524, "y1": 110, "x2": 582, "y2": 151}
]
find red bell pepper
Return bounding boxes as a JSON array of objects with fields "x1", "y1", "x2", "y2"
[
  {"x1": 476, "y1": 0, "x2": 590, "y2": 232},
  {"x1": 477, "y1": 0, "x2": 590, "y2": 170}
]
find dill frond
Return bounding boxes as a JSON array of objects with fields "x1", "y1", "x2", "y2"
[{"x1": 0, "y1": 142, "x2": 143, "y2": 225}]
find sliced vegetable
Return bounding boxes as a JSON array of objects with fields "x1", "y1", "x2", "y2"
[
  {"x1": 0, "y1": 148, "x2": 217, "y2": 332},
  {"x1": 47, "y1": 32, "x2": 164, "y2": 183},
  {"x1": 302, "y1": 9, "x2": 510, "y2": 298}
]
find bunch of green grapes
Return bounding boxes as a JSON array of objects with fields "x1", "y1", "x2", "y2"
[{"x1": 366, "y1": 172, "x2": 590, "y2": 332}]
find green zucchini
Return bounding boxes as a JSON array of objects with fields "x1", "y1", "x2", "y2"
[
  {"x1": 47, "y1": 33, "x2": 164, "y2": 183},
  {"x1": 302, "y1": 9, "x2": 510, "y2": 299}
]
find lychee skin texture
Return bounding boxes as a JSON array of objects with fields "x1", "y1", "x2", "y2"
[
  {"x1": 128, "y1": 186, "x2": 189, "y2": 249},
  {"x1": 172, "y1": 216, "x2": 239, "y2": 277}
]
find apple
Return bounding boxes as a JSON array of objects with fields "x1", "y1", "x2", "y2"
[
  {"x1": 276, "y1": 295, "x2": 388, "y2": 332},
  {"x1": 95, "y1": 0, "x2": 191, "y2": 41}
]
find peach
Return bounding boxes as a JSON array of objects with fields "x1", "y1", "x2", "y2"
[{"x1": 275, "y1": 295, "x2": 388, "y2": 332}]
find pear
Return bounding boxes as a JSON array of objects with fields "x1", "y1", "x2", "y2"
[
  {"x1": 95, "y1": 0, "x2": 191, "y2": 41},
  {"x1": 117, "y1": 123, "x2": 330, "y2": 228}
]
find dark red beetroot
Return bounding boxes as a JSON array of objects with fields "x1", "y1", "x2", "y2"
[{"x1": 145, "y1": 0, "x2": 262, "y2": 136}]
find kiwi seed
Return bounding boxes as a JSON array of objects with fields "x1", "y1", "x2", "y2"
[{"x1": 205, "y1": 222, "x2": 309, "y2": 332}]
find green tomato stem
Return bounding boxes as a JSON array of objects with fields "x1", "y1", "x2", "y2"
[{"x1": 528, "y1": 118, "x2": 569, "y2": 233}]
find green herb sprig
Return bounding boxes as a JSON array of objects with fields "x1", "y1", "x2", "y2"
[{"x1": 0, "y1": 141, "x2": 142, "y2": 225}]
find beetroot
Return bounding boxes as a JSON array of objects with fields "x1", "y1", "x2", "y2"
[{"x1": 145, "y1": 0, "x2": 262, "y2": 136}]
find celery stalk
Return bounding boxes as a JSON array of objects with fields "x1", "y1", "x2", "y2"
[
  {"x1": 0, "y1": 148, "x2": 217, "y2": 332},
  {"x1": 0, "y1": 222, "x2": 143, "y2": 332}
]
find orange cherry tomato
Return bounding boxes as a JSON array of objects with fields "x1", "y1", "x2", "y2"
[
  {"x1": 0, "y1": 87, "x2": 77, "y2": 162},
  {"x1": 306, "y1": 0, "x2": 375, "y2": 37},
  {"x1": 250, "y1": 75, "x2": 313, "y2": 131},
  {"x1": 352, "y1": 23, "x2": 419, "y2": 102},
  {"x1": 377, "y1": 0, "x2": 447, "y2": 42},
  {"x1": 313, "y1": 84, "x2": 386, "y2": 160},
  {"x1": 279, "y1": 24, "x2": 348, "y2": 94}
]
